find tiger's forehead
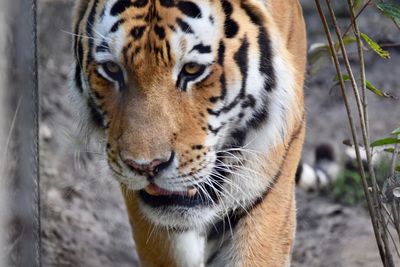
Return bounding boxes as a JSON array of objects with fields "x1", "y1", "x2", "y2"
[{"x1": 93, "y1": 0, "x2": 223, "y2": 69}]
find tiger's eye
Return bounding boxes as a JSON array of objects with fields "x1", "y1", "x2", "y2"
[
  {"x1": 183, "y1": 63, "x2": 203, "y2": 76},
  {"x1": 99, "y1": 61, "x2": 125, "y2": 88},
  {"x1": 104, "y1": 61, "x2": 121, "y2": 74}
]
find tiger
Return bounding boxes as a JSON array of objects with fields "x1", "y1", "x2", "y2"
[{"x1": 70, "y1": 0, "x2": 306, "y2": 266}]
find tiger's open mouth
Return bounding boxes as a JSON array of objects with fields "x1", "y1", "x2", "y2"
[
  {"x1": 139, "y1": 182, "x2": 217, "y2": 207},
  {"x1": 144, "y1": 183, "x2": 198, "y2": 197}
]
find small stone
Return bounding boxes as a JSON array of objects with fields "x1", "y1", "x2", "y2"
[
  {"x1": 40, "y1": 124, "x2": 52, "y2": 141},
  {"x1": 44, "y1": 167, "x2": 58, "y2": 177},
  {"x1": 47, "y1": 187, "x2": 62, "y2": 207},
  {"x1": 393, "y1": 187, "x2": 400, "y2": 198}
]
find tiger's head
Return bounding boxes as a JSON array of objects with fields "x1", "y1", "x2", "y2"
[{"x1": 71, "y1": 0, "x2": 302, "y2": 230}]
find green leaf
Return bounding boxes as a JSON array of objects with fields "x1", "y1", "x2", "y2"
[
  {"x1": 334, "y1": 36, "x2": 357, "y2": 50},
  {"x1": 376, "y1": 3, "x2": 400, "y2": 21},
  {"x1": 371, "y1": 137, "x2": 400, "y2": 147},
  {"x1": 334, "y1": 74, "x2": 350, "y2": 82},
  {"x1": 392, "y1": 127, "x2": 400, "y2": 135},
  {"x1": 308, "y1": 43, "x2": 331, "y2": 75},
  {"x1": 309, "y1": 37, "x2": 357, "y2": 64},
  {"x1": 361, "y1": 33, "x2": 390, "y2": 59},
  {"x1": 354, "y1": 0, "x2": 364, "y2": 11},
  {"x1": 384, "y1": 148, "x2": 396, "y2": 153},
  {"x1": 342, "y1": 36, "x2": 358, "y2": 46},
  {"x1": 309, "y1": 37, "x2": 357, "y2": 75},
  {"x1": 309, "y1": 43, "x2": 329, "y2": 65},
  {"x1": 333, "y1": 75, "x2": 396, "y2": 99},
  {"x1": 396, "y1": 165, "x2": 400, "y2": 172},
  {"x1": 365, "y1": 80, "x2": 396, "y2": 98}
]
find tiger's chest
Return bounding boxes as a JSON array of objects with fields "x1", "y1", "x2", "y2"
[{"x1": 171, "y1": 229, "x2": 236, "y2": 267}]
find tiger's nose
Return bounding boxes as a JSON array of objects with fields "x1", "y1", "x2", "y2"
[{"x1": 121, "y1": 151, "x2": 175, "y2": 178}]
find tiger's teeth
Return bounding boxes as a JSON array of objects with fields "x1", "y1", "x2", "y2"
[{"x1": 187, "y1": 188, "x2": 197, "y2": 197}]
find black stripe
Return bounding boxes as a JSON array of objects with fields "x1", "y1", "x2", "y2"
[
  {"x1": 241, "y1": 94, "x2": 256, "y2": 108},
  {"x1": 229, "y1": 129, "x2": 247, "y2": 147},
  {"x1": 190, "y1": 43, "x2": 211, "y2": 54},
  {"x1": 221, "y1": 0, "x2": 233, "y2": 16},
  {"x1": 74, "y1": 2, "x2": 89, "y2": 60},
  {"x1": 247, "y1": 104, "x2": 269, "y2": 129},
  {"x1": 241, "y1": 2, "x2": 264, "y2": 26},
  {"x1": 86, "y1": 0, "x2": 99, "y2": 63},
  {"x1": 258, "y1": 28, "x2": 275, "y2": 92},
  {"x1": 111, "y1": 0, "x2": 135, "y2": 16},
  {"x1": 207, "y1": 108, "x2": 220, "y2": 116},
  {"x1": 134, "y1": 47, "x2": 141, "y2": 55},
  {"x1": 122, "y1": 42, "x2": 132, "y2": 64},
  {"x1": 74, "y1": 30, "x2": 84, "y2": 93},
  {"x1": 295, "y1": 161, "x2": 303, "y2": 184},
  {"x1": 209, "y1": 96, "x2": 219, "y2": 103},
  {"x1": 160, "y1": 0, "x2": 175, "y2": 7},
  {"x1": 74, "y1": 0, "x2": 92, "y2": 56},
  {"x1": 176, "y1": 18, "x2": 194, "y2": 33},
  {"x1": 221, "y1": 0, "x2": 238, "y2": 38},
  {"x1": 131, "y1": 26, "x2": 147, "y2": 40},
  {"x1": 154, "y1": 25, "x2": 166, "y2": 39},
  {"x1": 132, "y1": 0, "x2": 148, "y2": 8},
  {"x1": 209, "y1": 38, "x2": 249, "y2": 115},
  {"x1": 166, "y1": 41, "x2": 172, "y2": 61},
  {"x1": 217, "y1": 41, "x2": 225, "y2": 66},
  {"x1": 241, "y1": 2, "x2": 275, "y2": 92},
  {"x1": 224, "y1": 18, "x2": 238, "y2": 38},
  {"x1": 74, "y1": 64, "x2": 83, "y2": 93},
  {"x1": 96, "y1": 40, "x2": 109, "y2": 53},
  {"x1": 234, "y1": 37, "x2": 249, "y2": 98},
  {"x1": 177, "y1": 1, "x2": 202, "y2": 18},
  {"x1": 110, "y1": 19, "x2": 125, "y2": 33},
  {"x1": 219, "y1": 73, "x2": 227, "y2": 100},
  {"x1": 208, "y1": 124, "x2": 222, "y2": 134},
  {"x1": 73, "y1": 0, "x2": 92, "y2": 94},
  {"x1": 87, "y1": 97, "x2": 105, "y2": 128},
  {"x1": 239, "y1": 2, "x2": 275, "y2": 132}
]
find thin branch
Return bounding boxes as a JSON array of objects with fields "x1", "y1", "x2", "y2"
[
  {"x1": 342, "y1": 0, "x2": 373, "y2": 38},
  {"x1": 314, "y1": 0, "x2": 387, "y2": 263},
  {"x1": 326, "y1": 0, "x2": 394, "y2": 265},
  {"x1": 390, "y1": 143, "x2": 398, "y2": 176},
  {"x1": 347, "y1": 0, "x2": 369, "y2": 141},
  {"x1": 380, "y1": 43, "x2": 400, "y2": 49}
]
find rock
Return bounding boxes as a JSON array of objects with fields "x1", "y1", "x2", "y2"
[{"x1": 40, "y1": 124, "x2": 52, "y2": 141}]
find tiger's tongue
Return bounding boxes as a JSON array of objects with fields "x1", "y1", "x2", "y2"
[{"x1": 144, "y1": 183, "x2": 197, "y2": 197}]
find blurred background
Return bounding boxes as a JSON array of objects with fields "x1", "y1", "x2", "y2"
[{"x1": 34, "y1": 0, "x2": 400, "y2": 266}]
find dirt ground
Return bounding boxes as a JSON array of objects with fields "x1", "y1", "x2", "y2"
[{"x1": 39, "y1": 0, "x2": 400, "y2": 266}]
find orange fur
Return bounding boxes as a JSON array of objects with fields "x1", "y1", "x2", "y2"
[{"x1": 72, "y1": 0, "x2": 306, "y2": 265}]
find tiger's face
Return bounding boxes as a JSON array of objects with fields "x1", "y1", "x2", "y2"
[{"x1": 72, "y1": 0, "x2": 295, "y2": 229}]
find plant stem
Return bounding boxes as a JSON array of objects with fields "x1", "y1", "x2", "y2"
[
  {"x1": 315, "y1": 0, "x2": 387, "y2": 263},
  {"x1": 390, "y1": 143, "x2": 398, "y2": 176},
  {"x1": 342, "y1": 0, "x2": 372, "y2": 38},
  {"x1": 390, "y1": 142, "x2": 400, "y2": 241},
  {"x1": 326, "y1": 1, "x2": 394, "y2": 265},
  {"x1": 347, "y1": 0, "x2": 369, "y2": 141}
]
